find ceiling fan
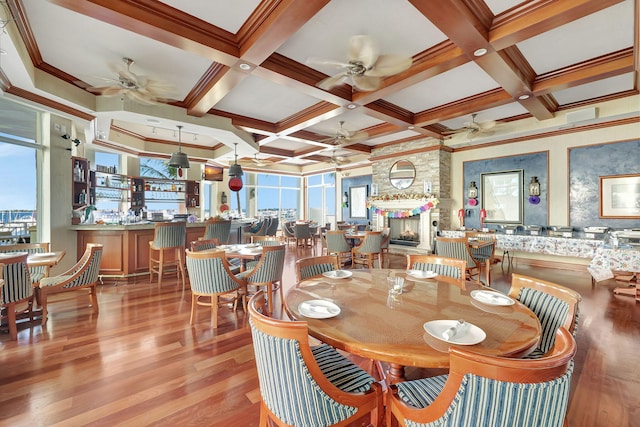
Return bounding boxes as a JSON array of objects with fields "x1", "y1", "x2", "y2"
[
  {"x1": 442, "y1": 113, "x2": 499, "y2": 139},
  {"x1": 85, "y1": 57, "x2": 173, "y2": 104},
  {"x1": 321, "y1": 121, "x2": 368, "y2": 146},
  {"x1": 309, "y1": 35, "x2": 412, "y2": 92},
  {"x1": 239, "y1": 154, "x2": 275, "y2": 167},
  {"x1": 328, "y1": 149, "x2": 351, "y2": 166}
]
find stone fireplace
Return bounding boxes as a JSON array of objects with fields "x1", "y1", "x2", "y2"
[
  {"x1": 389, "y1": 216, "x2": 420, "y2": 247},
  {"x1": 371, "y1": 199, "x2": 436, "y2": 253}
]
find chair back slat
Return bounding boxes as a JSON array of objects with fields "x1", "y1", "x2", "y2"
[
  {"x1": 325, "y1": 231, "x2": 351, "y2": 253},
  {"x1": 0, "y1": 253, "x2": 31, "y2": 304},
  {"x1": 152, "y1": 222, "x2": 187, "y2": 249},
  {"x1": 186, "y1": 251, "x2": 240, "y2": 294},
  {"x1": 62, "y1": 245, "x2": 103, "y2": 289},
  {"x1": 246, "y1": 245, "x2": 286, "y2": 284},
  {"x1": 203, "y1": 219, "x2": 231, "y2": 243}
]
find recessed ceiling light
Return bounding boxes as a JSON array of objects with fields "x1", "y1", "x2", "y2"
[
  {"x1": 408, "y1": 125, "x2": 415, "y2": 129},
  {"x1": 473, "y1": 48, "x2": 488, "y2": 57},
  {"x1": 346, "y1": 104, "x2": 357, "y2": 109},
  {"x1": 239, "y1": 63, "x2": 251, "y2": 70},
  {"x1": 518, "y1": 94, "x2": 531, "y2": 100}
]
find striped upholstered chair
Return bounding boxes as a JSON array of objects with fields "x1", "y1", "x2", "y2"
[
  {"x1": 352, "y1": 231, "x2": 383, "y2": 269},
  {"x1": 435, "y1": 236, "x2": 483, "y2": 285},
  {"x1": 238, "y1": 244, "x2": 285, "y2": 313},
  {"x1": 203, "y1": 218, "x2": 231, "y2": 244},
  {"x1": 295, "y1": 255, "x2": 340, "y2": 283},
  {"x1": 325, "y1": 231, "x2": 352, "y2": 266},
  {"x1": 0, "y1": 253, "x2": 34, "y2": 340},
  {"x1": 185, "y1": 249, "x2": 245, "y2": 328},
  {"x1": 189, "y1": 239, "x2": 241, "y2": 274},
  {"x1": 39, "y1": 243, "x2": 103, "y2": 326},
  {"x1": 248, "y1": 291, "x2": 383, "y2": 427},
  {"x1": 509, "y1": 273, "x2": 581, "y2": 359},
  {"x1": 406, "y1": 254, "x2": 466, "y2": 287},
  {"x1": 0, "y1": 242, "x2": 51, "y2": 285},
  {"x1": 149, "y1": 221, "x2": 187, "y2": 289},
  {"x1": 466, "y1": 231, "x2": 496, "y2": 284},
  {"x1": 387, "y1": 327, "x2": 576, "y2": 427}
]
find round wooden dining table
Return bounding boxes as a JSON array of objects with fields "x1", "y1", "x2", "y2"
[{"x1": 284, "y1": 268, "x2": 541, "y2": 383}]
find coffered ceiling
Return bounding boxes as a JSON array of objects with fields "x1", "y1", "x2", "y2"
[{"x1": 0, "y1": 0, "x2": 637, "y2": 173}]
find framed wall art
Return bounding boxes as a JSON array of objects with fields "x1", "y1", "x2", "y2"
[
  {"x1": 599, "y1": 174, "x2": 640, "y2": 218},
  {"x1": 349, "y1": 185, "x2": 368, "y2": 219},
  {"x1": 481, "y1": 170, "x2": 523, "y2": 224}
]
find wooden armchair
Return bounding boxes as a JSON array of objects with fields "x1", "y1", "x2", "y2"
[
  {"x1": 405, "y1": 254, "x2": 466, "y2": 287},
  {"x1": 387, "y1": 327, "x2": 576, "y2": 427},
  {"x1": 295, "y1": 255, "x2": 340, "y2": 283},
  {"x1": 38, "y1": 243, "x2": 103, "y2": 326},
  {"x1": 185, "y1": 249, "x2": 245, "y2": 328},
  {"x1": 0, "y1": 253, "x2": 34, "y2": 340},
  {"x1": 248, "y1": 291, "x2": 383, "y2": 426},
  {"x1": 435, "y1": 236, "x2": 483, "y2": 285},
  {"x1": 325, "y1": 231, "x2": 352, "y2": 266},
  {"x1": 237, "y1": 244, "x2": 286, "y2": 313},
  {"x1": 352, "y1": 231, "x2": 383, "y2": 269},
  {"x1": 203, "y1": 218, "x2": 231, "y2": 244},
  {"x1": 509, "y1": 273, "x2": 581, "y2": 358}
]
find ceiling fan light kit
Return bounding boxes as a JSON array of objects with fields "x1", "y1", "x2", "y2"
[{"x1": 168, "y1": 125, "x2": 190, "y2": 169}]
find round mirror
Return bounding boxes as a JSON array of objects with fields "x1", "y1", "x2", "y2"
[{"x1": 389, "y1": 160, "x2": 416, "y2": 190}]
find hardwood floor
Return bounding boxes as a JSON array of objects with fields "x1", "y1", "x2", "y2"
[{"x1": 1, "y1": 245, "x2": 639, "y2": 426}]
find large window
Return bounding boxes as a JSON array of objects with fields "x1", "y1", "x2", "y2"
[
  {"x1": 243, "y1": 173, "x2": 300, "y2": 221},
  {"x1": 93, "y1": 151, "x2": 121, "y2": 214},
  {"x1": 307, "y1": 172, "x2": 336, "y2": 226},
  {"x1": 0, "y1": 98, "x2": 39, "y2": 240}
]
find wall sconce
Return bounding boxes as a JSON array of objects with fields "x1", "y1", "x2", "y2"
[
  {"x1": 220, "y1": 192, "x2": 227, "y2": 204},
  {"x1": 342, "y1": 191, "x2": 349, "y2": 208},
  {"x1": 61, "y1": 134, "x2": 82, "y2": 147},
  {"x1": 468, "y1": 181, "x2": 478, "y2": 199},
  {"x1": 528, "y1": 176, "x2": 541, "y2": 204}
]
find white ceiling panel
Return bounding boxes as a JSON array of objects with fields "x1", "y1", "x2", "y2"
[
  {"x1": 552, "y1": 73, "x2": 636, "y2": 105},
  {"x1": 517, "y1": 0, "x2": 634, "y2": 75},
  {"x1": 214, "y1": 76, "x2": 320, "y2": 122},
  {"x1": 483, "y1": 0, "x2": 526, "y2": 15},
  {"x1": 383, "y1": 62, "x2": 500, "y2": 112},
  {"x1": 158, "y1": 0, "x2": 262, "y2": 33}
]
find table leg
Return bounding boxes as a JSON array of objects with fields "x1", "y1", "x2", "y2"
[{"x1": 387, "y1": 363, "x2": 406, "y2": 383}]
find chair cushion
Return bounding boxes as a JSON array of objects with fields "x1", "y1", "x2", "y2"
[
  {"x1": 311, "y1": 344, "x2": 375, "y2": 393},
  {"x1": 395, "y1": 374, "x2": 448, "y2": 408},
  {"x1": 39, "y1": 275, "x2": 72, "y2": 287}
]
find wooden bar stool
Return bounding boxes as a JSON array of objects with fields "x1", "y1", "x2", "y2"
[{"x1": 149, "y1": 222, "x2": 187, "y2": 289}]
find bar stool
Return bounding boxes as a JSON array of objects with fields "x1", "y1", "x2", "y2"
[{"x1": 149, "y1": 222, "x2": 187, "y2": 289}]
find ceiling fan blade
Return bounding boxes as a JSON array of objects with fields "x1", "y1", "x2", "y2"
[
  {"x1": 365, "y1": 54, "x2": 412, "y2": 77},
  {"x1": 126, "y1": 89, "x2": 160, "y2": 105},
  {"x1": 352, "y1": 74, "x2": 381, "y2": 91},
  {"x1": 317, "y1": 72, "x2": 349, "y2": 90},
  {"x1": 478, "y1": 120, "x2": 497, "y2": 130},
  {"x1": 346, "y1": 130, "x2": 368, "y2": 142},
  {"x1": 90, "y1": 86, "x2": 126, "y2": 96},
  {"x1": 306, "y1": 57, "x2": 351, "y2": 68},
  {"x1": 348, "y1": 35, "x2": 379, "y2": 68}
]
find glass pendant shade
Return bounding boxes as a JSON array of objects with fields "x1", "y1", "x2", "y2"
[{"x1": 168, "y1": 125, "x2": 190, "y2": 169}]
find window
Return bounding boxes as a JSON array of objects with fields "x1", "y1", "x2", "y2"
[
  {"x1": 0, "y1": 98, "x2": 39, "y2": 240},
  {"x1": 94, "y1": 151, "x2": 121, "y2": 213},
  {"x1": 139, "y1": 157, "x2": 182, "y2": 215},
  {"x1": 243, "y1": 172, "x2": 301, "y2": 221},
  {"x1": 307, "y1": 172, "x2": 335, "y2": 226}
]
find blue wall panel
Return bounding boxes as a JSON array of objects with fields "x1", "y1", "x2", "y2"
[{"x1": 342, "y1": 175, "x2": 372, "y2": 224}]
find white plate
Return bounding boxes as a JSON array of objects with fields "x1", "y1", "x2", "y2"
[
  {"x1": 423, "y1": 320, "x2": 486, "y2": 345},
  {"x1": 322, "y1": 270, "x2": 352, "y2": 279},
  {"x1": 244, "y1": 243, "x2": 260, "y2": 248},
  {"x1": 406, "y1": 270, "x2": 437, "y2": 279},
  {"x1": 298, "y1": 300, "x2": 341, "y2": 319},
  {"x1": 471, "y1": 290, "x2": 515, "y2": 306}
]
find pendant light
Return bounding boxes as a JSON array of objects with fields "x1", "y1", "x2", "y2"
[
  {"x1": 228, "y1": 143, "x2": 244, "y2": 177},
  {"x1": 168, "y1": 125, "x2": 190, "y2": 169}
]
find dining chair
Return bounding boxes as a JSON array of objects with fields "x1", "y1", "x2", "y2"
[
  {"x1": 189, "y1": 238, "x2": 242, "y2": 274},
  {"x1": 405, "y1": 254, "x2": 466, "y2": 287},
  {"x1": 248, "y1": 291, "x2": 383, "y2": 427},
  {"x1": 509, "y1": 273, "x2": 582, "y2": 359},
  {"x1": 295, "y1": 255, "x2": 340, "y2": 283},
  {"x1": 149, "y1": 221, "x2": 187, "y2": 289},
  {"x1": 251, "y1": 235, "x2": 282, "y2": 246},
  {"x1": 281, "y1": 221, "x2": 296, "y2": 245},
  {"x1": 203, "y1": 218, "x2": 231, "y2": 244},
  {"x1": 238, "y1": 244, "x2": 286, "y2": 313},
  {"x1": 38, "y1": 243, "x2": 103, "y2": 326},
  {"x1": 0, "y1": 253, "x2": 34, "y2": 340},
  {"x1": 387, "y1": 327, "x2": 576, "y2": 427},
  {"x1": 265, "y1": 217, "x2": 279, "y2": 237},
  {"x1": 352, "y1": 231, "x2": 383, "y2": 269},
  {"x1": 435, "y1": 236, "x2": 483, "y2": 285},
  {"x1": 185, "y1": 249, "x2": 246, "y2": 328},
  {"x1": 294, "y1": 222, "x2": 314, "y2": 249},
  {"x1": 244, "y1": 219, "x2": 269, "y2": 243},
  {"x1": 325, "y1": 230, "x2": 352, "y2": 266},
  {"x1": 466, "y1": 231, "x2": 496, "y2": 285},
  {"x1": 0, "y1": 242, "x2": 51, "y2": 285}
]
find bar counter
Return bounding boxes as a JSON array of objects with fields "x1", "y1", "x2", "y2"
[{"x1": 71, "y1": 219, "x2": 252, "y2": 279}]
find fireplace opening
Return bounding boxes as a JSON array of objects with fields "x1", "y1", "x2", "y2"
[{"x1": 388, "y1": 216, "x2": 420, "y2": 247}]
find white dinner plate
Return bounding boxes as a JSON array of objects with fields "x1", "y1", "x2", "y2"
[
  {"x1": 423, "y1": 320, "x2": 486, "y2": 345},
  {"x1": 322, "y1": 270, "x2": 353, "y2": 279},
  {"x1": 244, "y1": 243, "x2": 260, "y2": 248},
  {"x1": 470, "y1": 290, "x2": 515, "y2": 306},
  {"x1": 298, "y1": 300, "x2": 341, "y2": 319},
  {"x1": 406, "y1": 270, "x2": 437, "y2": 279}
]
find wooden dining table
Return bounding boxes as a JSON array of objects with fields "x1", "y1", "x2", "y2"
[
  {"x1": 285, "y1": 268, "x2": 541, "y2": 383},
  {"x1": 218, "y1": 244, "x2": 263, "y2": 272}
]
